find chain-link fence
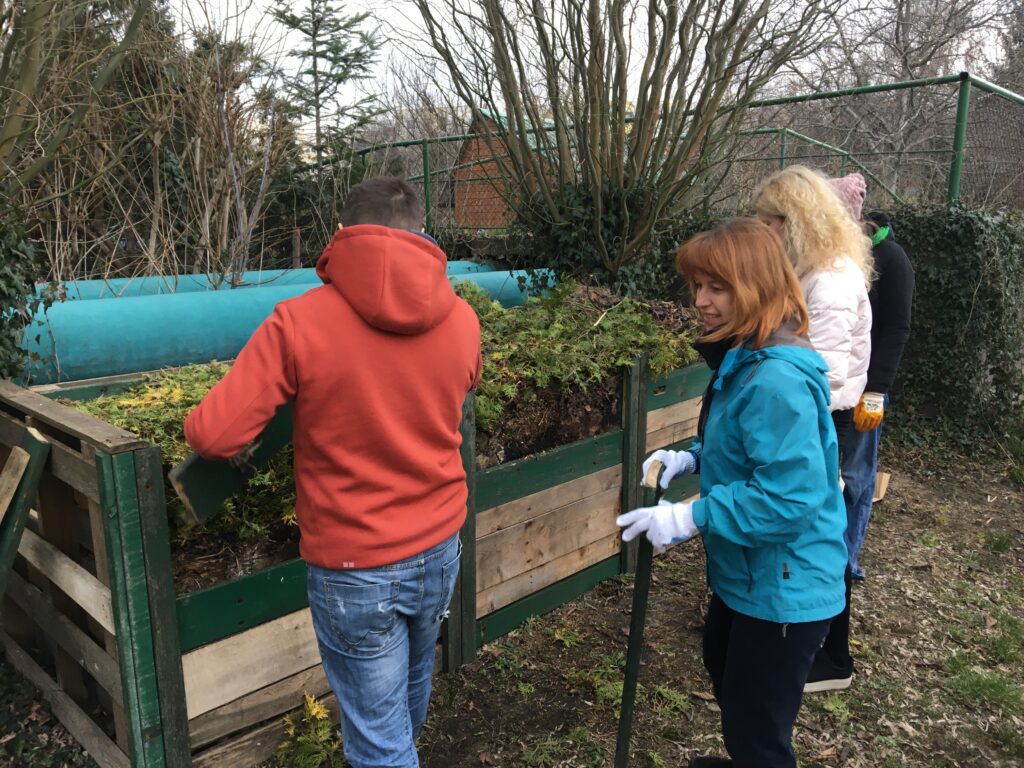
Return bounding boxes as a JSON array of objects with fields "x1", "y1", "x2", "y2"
[{"x1": 355, "y1": 73, "x2": 1024, "y2": 231}]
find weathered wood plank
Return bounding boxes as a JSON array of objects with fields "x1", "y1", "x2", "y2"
[
  {"x1": 34, "y1": 467, "x2": 91, "y2": 703},
  {"x1": 645, "y1": 397, "x2": 701, "y2": 436},
  {"x1": 16, "y1": 527, "x2": 115, "y2": 635},
  {"x1": 191, "y1": 694, "x2": 340, "y2": 768},
  {"x1": 32, "y1": 370, "x2": 150, "y2": 402},
  {"x1": 476, "y1": 429, "x2": 623, "y2": 511},
  {"x1": 97, "y1": 451, "x2": 167, "y2": 768},
  {"x1": 176, "y1": 558, "x2": 308, "y2": 653},
  {"x1": 135, "y1": 447, "x2": 191, "y2": 767},
  {"x1": 188, "y1": 663, "x2": 331, "y2": 750},
  {"x1": 476, "y1": 556, "x2": 620, "y2": 647},
  {"x1": 182, "y1": 608, "x2": 321, "y2": 719},
  {"x1": 5, "y1": 571, "x2": 123, "y2": 702},
  {"x1": 476, "y1": 533, "x2": 621, "y2": 615},
  {"x1": 476, "y1": 465, "x2": 621, "y2": 539},
  {"x1": 475, "y1": 487, "x2": 621, "y2": 592},
  {"x1": 1, "y1": 631, "x2": 130, "y2": 768},
  {"x1": 645, "y1": 418, "x2": 700, "y2": 453},
  {"x1": 0, "y1": 446, "x2": 30, "y2": 520},
  {"x1": 169, "y1": 403, "x2": 294, "y2": 525},
  {"x1": 645, "y1": 364, "x2": 710, "y2": 409},
  {"x1": 0, "y1": 411, "x2": 99, "y2": 502},
  {"x1": 0, "y1": 380, "x2": 148, "y2": 453}
]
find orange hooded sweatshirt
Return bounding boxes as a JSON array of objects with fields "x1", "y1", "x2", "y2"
[{"x1": 184, "y1": 225, "x2": 481, "y2": 569}]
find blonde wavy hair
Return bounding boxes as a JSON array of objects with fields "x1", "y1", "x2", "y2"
[{"x1": 753, "y1": 165, "x2": 873, "y2": 286}]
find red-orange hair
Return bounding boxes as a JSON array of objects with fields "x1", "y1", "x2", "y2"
[{"x1": 675, "y1": 218, "x2": 809, "y2": 347}]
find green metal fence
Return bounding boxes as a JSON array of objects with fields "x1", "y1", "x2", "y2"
[{"x1": 355, "y1": 72, "x2": 1024, "y2": 231}]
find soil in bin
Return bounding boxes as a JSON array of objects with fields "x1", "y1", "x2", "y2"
[{"x1": 171, "y1": 287, "x2": 702, "y2": 593}]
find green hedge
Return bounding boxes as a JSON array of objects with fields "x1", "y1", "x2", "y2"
[{"x1": 888, "y1": 207, "x2": 1024, "y2": 437}]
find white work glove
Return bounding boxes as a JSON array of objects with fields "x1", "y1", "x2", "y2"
[
  {"x1": 642, "y1": 449, "x2": 696, "y2": 489},
  {"x1": 616, "y1": 500, "x2": 699, "y2": 554}
]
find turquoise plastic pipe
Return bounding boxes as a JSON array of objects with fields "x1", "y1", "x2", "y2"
[
  {"x1": 45, "y1": 262, "x2": 494, "y2": 300},
  {"x1": 20, "y1": 268, "x2": 554, "y2": 384}
]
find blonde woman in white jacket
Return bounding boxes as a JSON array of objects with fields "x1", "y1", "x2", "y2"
[
  {"x1": 754, "y1": 166, "x2": 873, "y2": 413},
  {"x1": 754, "y1": 165, "x2": 873, "y2": 696}
]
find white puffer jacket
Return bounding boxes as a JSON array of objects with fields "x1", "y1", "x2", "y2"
[{"x1": 800, "y1": 257, "x2": 872, "y2": 412}]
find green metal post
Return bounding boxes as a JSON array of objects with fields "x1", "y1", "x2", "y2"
[
  {"x1": 620, "y1": 356, "x2": 648, "y2": 574},
  {"x1": 779, "y1": 128, "x2": 788, "y2": 170},
  {"x1": 947, "y1": 73, "x2": 972, "y2": 205},
  {"x1": 840, "y1": 153, "x2": 849, "y2": 174},
  {"x1": 421, "y1": 139, "x2": 433, "y2": 231}
]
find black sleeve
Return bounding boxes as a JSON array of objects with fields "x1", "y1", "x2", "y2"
[{"x1": 866, "y1": 241, "x2": 915, "y2": 394}]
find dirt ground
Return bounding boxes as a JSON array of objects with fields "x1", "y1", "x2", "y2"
[
  {"x1": 2, "y1": 445, "x2": 1022, "y2": 768},
  {"x1": 414, "y1": 446, "x2": 1024, "y2": 768}
]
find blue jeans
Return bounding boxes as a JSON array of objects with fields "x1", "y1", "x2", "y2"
[
  {"x1": 835, "y1": 398, "x2": 886, "y2": 578},
  {"x1": 307, "y1": 533, "x2": 461, "y2": 768}
]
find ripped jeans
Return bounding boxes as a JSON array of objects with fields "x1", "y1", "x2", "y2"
[{"x1": 306, "y1": 533, "x2": 461, "y2": 768}]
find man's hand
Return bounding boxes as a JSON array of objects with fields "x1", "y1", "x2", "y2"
[
  {"x1": 853, "y1": 392, "x2": 885, "y2": 432},
  {"x1": 228, "y1": 439, "x2": 262, "y2": 475}
]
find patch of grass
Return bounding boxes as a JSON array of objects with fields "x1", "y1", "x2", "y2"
[
  {"x1": 521, "y1": 728, "x2": 603, "y2": 768},
  {"x1": 918, "y1": 531, "x2": 940, "y2": 548},
  {"x1": 517, "y1": 682, "x2": 536, "y2": 696},
  {"x1": 521, "y1": 736, "x2": 567, "y2": 767},
  {"x1": 985, "y1": 612, "x2": 1023, "y2": 664},
  {"x1": 553, "y1": 626, "x2": 584, "y2": 648},
  {"x1": 646, "y1": 750, "x2": 669, "y2": 768},
  {"x1": 649, "y1": 684, "x2": 691, "y2": 716},
  {"x1": 568, "y1": 651, "x2": 627, "y2": 711},
  {"x1": 946, "y1": 663, "x2": 1023, "y2": 713},
  {"x1": 994, "y1": 724, "x2": 1024, "y2": 758},
  {"x1": 982, "y1": 531, "x2": 1013, "y2": 554}
]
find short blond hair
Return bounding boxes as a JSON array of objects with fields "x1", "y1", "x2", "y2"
[
  {"x1": 754, "y1": 165, "x2": 873, "y2": 286},
  {"x1": 676, "y1": 218, "x2": 809, "y2": 347}
]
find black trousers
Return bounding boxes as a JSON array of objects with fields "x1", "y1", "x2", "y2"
[{"x1": 702, "y1": 594, "x2": 830, "y2": 768}]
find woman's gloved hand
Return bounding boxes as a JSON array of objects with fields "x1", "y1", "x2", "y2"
[
  {"x1": 853, "y1": 392, "x2": 885, "y2": 432},
  {"x1": 641, "y1": 449, "x2": 696, "y2": 489},
  {"x1": 616, "y1": 500, "x2": 699, "y2": 554}
]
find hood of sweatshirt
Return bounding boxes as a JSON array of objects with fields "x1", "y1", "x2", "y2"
[{"x1": 315, "y1": 224, "x2": 455, "y2": 335}]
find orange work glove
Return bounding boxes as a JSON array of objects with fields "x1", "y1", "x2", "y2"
[{"x1": 853, "y1": 392, "x2": 885, "y2": 432}]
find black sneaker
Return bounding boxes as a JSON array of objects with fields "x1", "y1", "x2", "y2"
[
  {"x1": 804, "y1": 647, "x2": 854, "y2": 693},
  {"x1": 688, "y1": 758, "x2": 732, "y2": 767}
]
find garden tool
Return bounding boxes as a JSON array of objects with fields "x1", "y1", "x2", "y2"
[{"x1": 613, "y1": 458, "x2": 663, "y2": 768}]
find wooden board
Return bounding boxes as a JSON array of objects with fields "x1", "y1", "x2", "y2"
[
  {"x1": 873, "y1": 471, "x2": 891, "y2": 503},
  {"x1": 476, "y1": 533, "x2": 620, "y2": 615},
  {"x1": 645, "y1": 418, "x2": 700, "y2": 453},
  {"x1": 5, "y1": 570, "x2": 122, "y2": 702},
  {"x1": 0, "y1": 380, "x2": 148, "y2": 453},
  {"x1": 181, "y1": 608, "x2": 321, "y2": 719},
  {"x1": 0, "y1": 446, "x2": 30, "y2": 521},
  {"x1": 1, "y1": 631, "x2": 129, "y2": 768},
  {"x1": 16, "y1": 527, "x2": 115, "y2": 635},
  {"x1": 645, "y1": 397, "x2": 701, "y2": 436},
  {"x1": 188, "y1": 663, "x2": 331, "y2": 750},
  {"x1": 0, "y1": 411, "x2": 99, "y2": 501},
  {"x1": 475, "y1": 486, "x2": 621, "y2": 593},
  {"x1": 476, "y1": 465, "x2": 621, "y2": 538}
]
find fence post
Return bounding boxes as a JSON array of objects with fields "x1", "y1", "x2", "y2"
[
  {"x1": 620, "y1": 355, "x2": 649, "y2": 574},
  {"x1": 421, "y1": 139, "x2": 433, "y2": 230},
  {"x1": 947, "y1": 72, "x2": 972, "y2": 205},
  {"x1": 779, "y1": 128, "x2": 788, "y2": 170}
]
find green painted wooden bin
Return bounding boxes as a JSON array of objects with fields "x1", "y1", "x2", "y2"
[{"x1": 0, "y1": 361, "x2": 709, "y2": 767}]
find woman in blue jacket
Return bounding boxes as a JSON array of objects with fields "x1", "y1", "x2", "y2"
[{"x1": 618, "y1": 218, "x2": 847, "y2": 768}]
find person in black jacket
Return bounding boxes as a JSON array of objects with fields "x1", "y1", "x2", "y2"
[{"x1": 805, "y1": 172, "x2": 915, "y2": 693}]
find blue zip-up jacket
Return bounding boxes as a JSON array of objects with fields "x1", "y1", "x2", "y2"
[{"x1": 689, "y1": 327, "x2": 847, "y2": 624}]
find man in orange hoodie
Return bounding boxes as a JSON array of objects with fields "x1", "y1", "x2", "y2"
[{"x1": 184, "y1": 177, "x2": 481, "y2": 768}]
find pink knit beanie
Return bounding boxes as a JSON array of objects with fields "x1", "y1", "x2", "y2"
[{"x1": 828, "y1": 172, "x2": 867, "y2": 220}]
